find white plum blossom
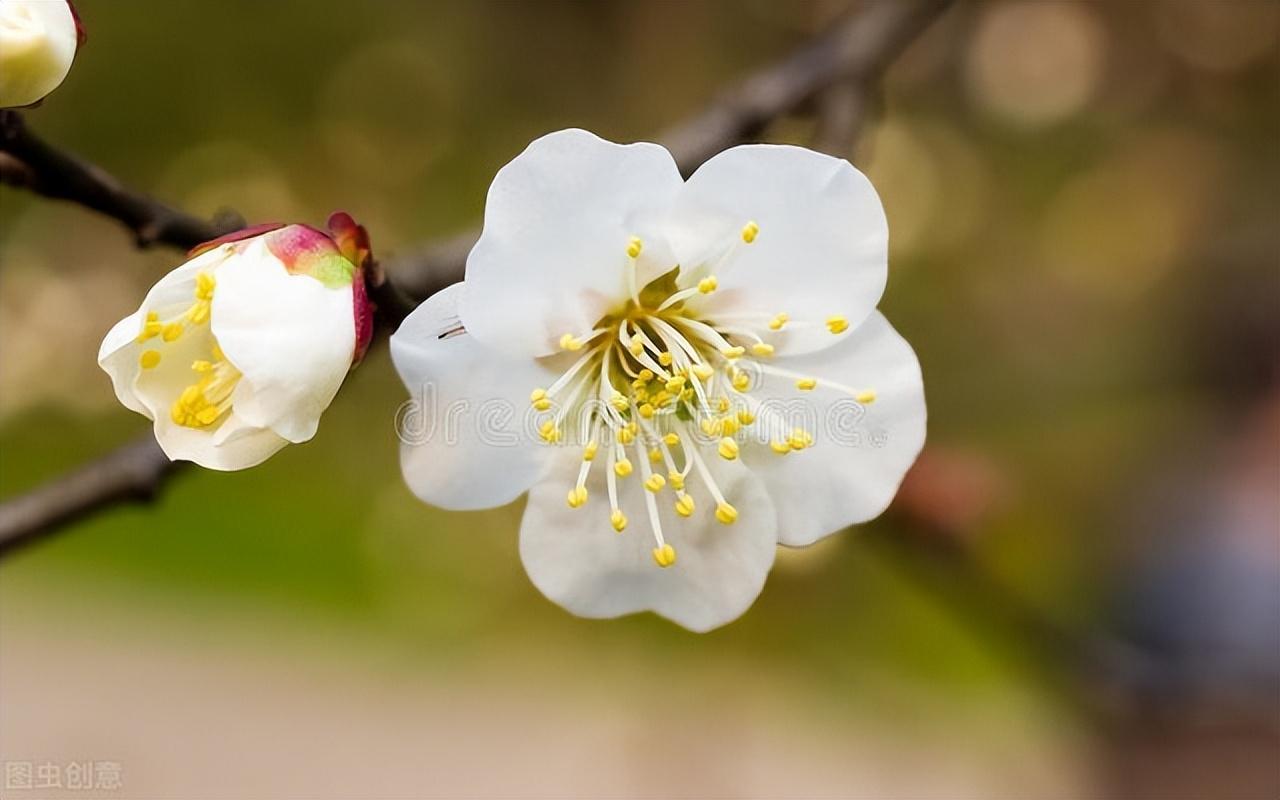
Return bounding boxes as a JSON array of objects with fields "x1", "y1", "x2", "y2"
[
  {"x1": 99, "y1": 214, "x2": 375, "y2": 471},
  {"x1": 0, "y1": 0, "x2": 82, "y2": 108},
  {"x1": 392, "y1": 129, "x2": 926, "y2": 632}
]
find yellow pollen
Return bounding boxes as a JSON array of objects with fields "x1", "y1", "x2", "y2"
[
  {"x1": 185, "y1": 302, "x2": 210, "y2": 325},
  {"x1": 161, "y1": 322, "x2": 184, "y2": 342},
  {"x1": 191, "y1": 360, "x2": 213, "y2": 372},
  {"x1": 637, "y1": 369, "x2": 654, "y2": 381},
  {"x1": 613, "y1": 458, "x2": 633, "y2": 477},
  {"x1": 559, "y1": 333, "x2": 584, "y2": 351},
  {"x1": 720, "y1": 417, "x2": 739, "y2": 436},
  {"x1": 741, "y1": 221, "x2": 759, "y2": 243},
  {"x1": 533, "y1": 398, "x2": 552, "y2": 411},
  {"x1": 663, "y1": 432, "x2": 680, "y2": 446},
  {"x1": 770, "y1": 439, "x2": 792, "y2": 455},
  {"x1": 717, "y1": 437, "x2": 740, "y2": 460},
  {"x1": 638, "y1": 403, "x2": 655, "y2": 419},
  {"x1": 796, "y1": 377, "x2": 818, "y2": 391},
  {"x1": 675, "y1": 494, "x2": 696, "y2": 517},
  {"x1": 138, "y1": 350, "x2": 161, "y2": 369},
  {"x1": 721, "y1": 346, "x2": 745, "y2": 360},
  {"x1": 629, "y1": 338, "x2": 645, "y2": 357},
  {"x1": 648, "y1": 448, "x2": 663, "y2": 463},
  {"x1": 732, "y1": 371, "x2": 751, "y2": 392},
  {"x1": 768, "y1": 312, "x2": 789, "y2": 331},
  {"x1": 653, "y1": 390, "x2": 672, "y2": 408},
  {"x1": 566, "y1": 486, "x2": 589, "y2": 508},
  {"x1": 737, "y1": 410, "x2": 756, "y2": 425},
  {"x1": 691, "y1": 363, "x2": 714, "y2": 380},
  {"x1": 626, "y1": 236, "x2": 643, "y2": 259},
  {"x1": 643, "y1": 474, "x2": 666, "y2": 493},
  {"x1": 679, "y1": 388, "x2": 694, "y2": 403},
  {"x1": 539, "y1": 421, "x2": 562, "y2": 443},
  {"x1": 609, "y1": 391, "x2": 629, "y2": 412},
  {"x1": 530, "y1": 388, "x2": 547, "y2": 402},
  {"x1": 668, "y1": 472, "x2": 685, "y2": 491},
  {"x1": 665, "y1": 374, "x2": 685, "y2": 390},
  {"x1": 583, "y1": 441, "x2": 599, "y2": 461},
  {"x1": 657, "y1": 351, "x2": 673, "y2": 366},
  {"x1": 701, "y1": 417, "x2": 722, "y2": 437},
  {"x1": 698, "y1": 276, "x2": 718, "y2": 294},
  {"x1": 826, "y1": 315, "x2": 849, "y2": 334},
  {"x1": 856, "y1": 390, "x2": 877, "y2": 404},
  {"x1": 652, "y1": 543, "x2": 677, "y2": 568},
  {"x1": 715, "y1": 502, "x2": 739, "y2": 525},
  {"x1": 788, "y1": 428, "x2": 814, "y2": 450},
  {"x1": 611, "y1": 510, "x2": 628, "y2": 532},
  {"x1": 716, "y1": 396, "x2": 730, "y2": 413},
  {"x1": 617, "y1": 426, "x2": 636, "y2": 445}
]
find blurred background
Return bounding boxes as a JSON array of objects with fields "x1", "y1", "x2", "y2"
[{"x1": 2, "y1": 1, "x2": 1278, "y2": 797}]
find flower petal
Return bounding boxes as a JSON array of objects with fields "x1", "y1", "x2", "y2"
[
  {"x1": 461, "y1": 128, "x2": 683, "y2": 358},
  {"x1": 211, "y1": 240, "x2": 356, "y2": 443},
  {"x1": 0, "y1": 0, "x2": 79, "y2": 108},
  {"x1": 666, "y1": 144, "x2": 888, "y2": 356},
  {"x1": 391, "y1": 282, "x2": 562, "y2": 511},
  {"x1": 744, "y1": 311, "x2": 925, "y2": 546},
  {"x1": 519, "y1": 445, "x2": 778, "y2": 632}
]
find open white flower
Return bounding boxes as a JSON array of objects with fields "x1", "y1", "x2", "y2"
[
  {"x1": 392, "y1": 129, "x2": 926, "y2": 632},
  {"x1": 99, "y1": 213, "x2": 375, "y2": 470},
  {"x1": 0, "y1": 0, "x2": 82, "y2": 108}
]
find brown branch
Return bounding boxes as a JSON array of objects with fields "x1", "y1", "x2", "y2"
[{"x1": 0, "y1": 0, "x2": 953, "y2": 558}]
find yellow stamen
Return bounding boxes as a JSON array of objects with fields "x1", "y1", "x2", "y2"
[
  {"x1": 856, "y1": 390, "x2": 877, "y2": 404},
  {"x1": 715, "y1": 502, "x2": 738, "y2": 525},
  {"x1": 614, "y1": 458, "x2": 633, "y2": 477},
  {"x1": 788, "y1": 428, "x2": 814, "y2": 450},
  {"x1": 648, "y1": 447, "x2": 663, "y2": 463},
  {"x1": 737, "y1": 410, "x2": 755, "y2": 425},
  {"x1": 675, "y1": 494, "x2": 696, "y2": 517},
  {"x1": 795, "y1": 377, "x2": 818, "y2": 391},
  {"x1": 139, "y1": 350, "x2": 161, "y2": 369},
  {"x1": 768, "y1": 312, "x2": 789, "y2": 331},
  {"x1": 566, "y1": 486, "x2": 588, "y2": 508},
  {"x1": 741, "y1": 221, "x2": 759, "y2": 243},
  {"x1": 638, "y1": 403, "x2": 655, "y2": 419},
  {"x1": 732, "y1": 371, "x2": 750, "y2": 392},
  {"x1": 663, "y1": 432, "x2": 680, "y2": 446},
  {"x1": 657, "y1": 351, "x2": 673, "y2": 366},
  {"x1": 717, "y1": 437, "x2": 739, "y2": 460},
  {"x1": 720, "y1": 417, "x2": 739, "y2": 436},
  {"x1": 626, "y1": 236, "x2": 643, "y2": 259},
  {"x1": 583, "y1": 441, "x2": 599, "y2": 461},
  {"x1": 611, "y1": 510, "x2": 628, "y2": 532},
  {"x1": 770, "y1": 440, "x2": 792, "y2": 455},
  {"x1": 721, "y1": 346, "x2": 745, "y2": 360},
  {"x1": 161, "y1": 322, "x2": 184, "y2": 342},
  {"x1": 698, "y1": 276, "x2": 718, "y2": 294},
  {"x1": 751, "y1": 342, "x2": 774, "y2": 357},
  {"x1": 667, "y1": 472, "x2": 685, "y2": 491},
  {"x1": 652, "y1": 544, "x2": 677, "y2": 568},
  {"x1": 691, "y1": 363, "x2": 714, "y2": 380},
  {"x1": 559, "y1": 333, "x2": 584, "y2": 351},
  {"x1": 643, "y1": 474, "x2": 666, "y2": 493},
  {"x1": 826, "y1": 315, "x2": 849, "y2": 334}
]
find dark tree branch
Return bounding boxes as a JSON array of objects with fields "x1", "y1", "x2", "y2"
[{"x1": 0, "y1": 0, "x2": 953, "y2": 558}]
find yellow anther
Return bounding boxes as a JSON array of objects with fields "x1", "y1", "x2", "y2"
[
  {"x1": 698, "y1": 276, "x2": 718, "y2": 294},
  {"x1": 161, "y1": 322, "x2": 184, "y2": 342},
  {"x1": 145, "y1": 311, "x2": 159, "y2": 323},
  {"x1": 668, "y1": 472, "x2": 685, "y2": 491},
  {"x1": 679, "y1": 388, "x2": 694, "y2": 403},
  {"x1": 716, "y1": 396, "x2": 730, "y2": 413},
  {"x1": 530, "y1": 388, "x2": 547, "y2": 403},
  {"x1": 609, "y1": 391, "x2": 629, "y2": 412},
  {"x1": 617, "y1": 426, "x2": 636, "y2": 445},
  {"x1": 559, "y1": 333, "x2": 584, "y2": 351},
  {"x1": 788, "y1": 428, "x2": 814, "y2": 450},
  {"x1": 614, "y1": 458, "x2": 633, "y2": 477},
  {"x1": 826, "y1": 315, "x2": 849, "y2": 334},
  {"x1": 644, "y1": 474, "x2": 666, "y2": 493},
  {"x1": 637, "y1": 369, "x2": 654, "y2": 382},
  {"x1": 768, "y1": 312, "x2": 789, "y2": 331},
  {"x1": 720, "y1": 417, "x2": 739, "y2": 436},
  {"x1": 195, "y1": 406, "x2": 222, "y2": 426},
  {"x1": 638, "y1": 403, "x2": 655, "y2": 419},
  {"x1": 663, "y1": 432, "x2": 680, "y2": 446},
  {"x1": 583, "y1": 441, "x2": 599, "y2": 461},
  {"x1": 195, "y1": 272, "x2": 216, "y2": 300},
  {"x1": 675, "y1": 494, "x2": 696, "y2": 517},
  {"x1": 626, "y1": 236, "x2": 643, "y2": 259},
  {"x1": 664, "y1": 377, "x2": 685, "y2": 393},
  {"x1": 737, "y1": 410, "x2": 756, "y2": 425},
  {"x1": 211, "y1": 342, "x2": 225, "y2": 361},
  {"x1": 718, "y1": 437, "x2": 740, "y2": 460},
  {"x1": 139, "y1": 350, "x2": 161, "y2": 369},
  {"x1": 566, "y1": 486, "x2": 589, "y2": 508},
  {"x1": 741, "y1": 221, "x2": 759, "y2": 243},
  {"x1": 179, "y1": 385, "x2": 203, "y2": 408},
  {"x1": 715, "y1": 502, "x2": 739, "y2": 525},
  {"x1": 721, "y1": 345, "x2": 745, "y2": 360},
  {"x1": 649, "y1": 447, "x2": 663, "y2": 463},
  {"x1": 770, "y1": 439, "x2": 792, "y2": 455},
  {"x1": 629, "y1": 338, "x2": 645, "y2": 357},
  {"x1": 658, "y1": 351, "x2": 673, "y2": 366},
  {"x1": 539, "y1": 420, "x2": 562, "y2": 443},
  {"x1": 856, "y1": 390, "x2": 877, "y2": 404},
  {"x1": 611, "y1": 510, "x2": 628, "y2": 532},
  {"x1": 652, "y1": 390, "x2": 672, "y2": 408},
  {"x1": 191, "y1": 360, "x2": 213, "y2": 372},
  {"x1": 701, "y1": 417, "x2": 723, "y2": 437},
  {"x1": 185, "y1": 302, "x2": 210, "y2": 325},
  {"x1": 691, "y1": 363, "x2": 714, "y2": 380},
  {"x1": 795, "y1": 377, "x2": 818, "y2": 391},
  {"x1": 533, "y1": 397, "x2": 552, "y2": 411},
  {"x1": 751, "y1": 342, "x2": 774, "y2": 357},
  {"x1": 652, "y1": 543, "x2": 677, "y2": 568},
  {"x1": 732, "y1": 371, "x2": 751, "y2": 392}
]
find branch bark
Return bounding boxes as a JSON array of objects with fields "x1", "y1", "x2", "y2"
[{"x1": 0, "y1": 0, "x2": 953, "y2": 557}]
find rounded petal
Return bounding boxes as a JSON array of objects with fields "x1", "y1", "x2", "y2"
[
  {"x1": 743, "y1": 312, "x2": 925, "y2": 546},
  {"x1": 0, "y1": 0, "x2": 78, "y2": 108},
  {"x1": 211, "y1": 240, "x2": 356, "y2": 443},
  {"x1": 519, "y1": 446, "x2": 778, "y2": 632},
  {"x1": 666, "y1": 144, "x2": 888, "y2": 356},
  {"x1": 391, "y1": 282, "x2": 562, "y2": 511},
  {"x1": 98, "y1": 246, "x2": 234, "y2": 418},
  {"x1": 461, "y1": 128, "x2": 683, "y2": 358}
]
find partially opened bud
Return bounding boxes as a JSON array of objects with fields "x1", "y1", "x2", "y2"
[
  {"x1": 0, "y1": 0, "x2": 84, "y2": 109},
  {"x1": 98, "y1": 213, "x2": 376, "y2": 470}
]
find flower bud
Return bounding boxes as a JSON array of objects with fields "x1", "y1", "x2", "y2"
[
  {"x1": 98, "y1": 213, "x2": 376, "y2": 470},
  {"x1": 0, "y1": 0, "x2": 84, "y2": 109}
]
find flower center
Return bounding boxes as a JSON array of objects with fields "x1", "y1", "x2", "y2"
[
  {"x1": 529, "y1": 223, "x2": 877, "y2": 569},
  {"x1": 135, "y1": 271, "x2": 243, "y2": 430}
]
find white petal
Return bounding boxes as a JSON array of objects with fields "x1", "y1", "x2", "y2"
[
  {"x1": 461, "y1": 128, "x2": 683, "y2": 358},
  {"x1": 211, "y1": 240, "x2": 355, "y2": 443},
  {"x1": 391, "y1": 282, "x2": 563, "y2": 511},
  {"x1": 98, "y1": 246, "x2": 234, "y2": 418},
  {"x1": 519, "y1": 445, "x2": 778, "y2": 632},
  {"x1": 743, "y1": 311, "x2": 925, "y2": 546},
  {"x1": 666, "y1": 144, "x2": 888, "y2": 355},
  {"x1": 0, "y1": 0, "x2": 78, "y2": 108}
]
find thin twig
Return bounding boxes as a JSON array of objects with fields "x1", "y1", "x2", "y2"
[{"x1": 0, "y1": 0, "x2": 953, "y2": 557}]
